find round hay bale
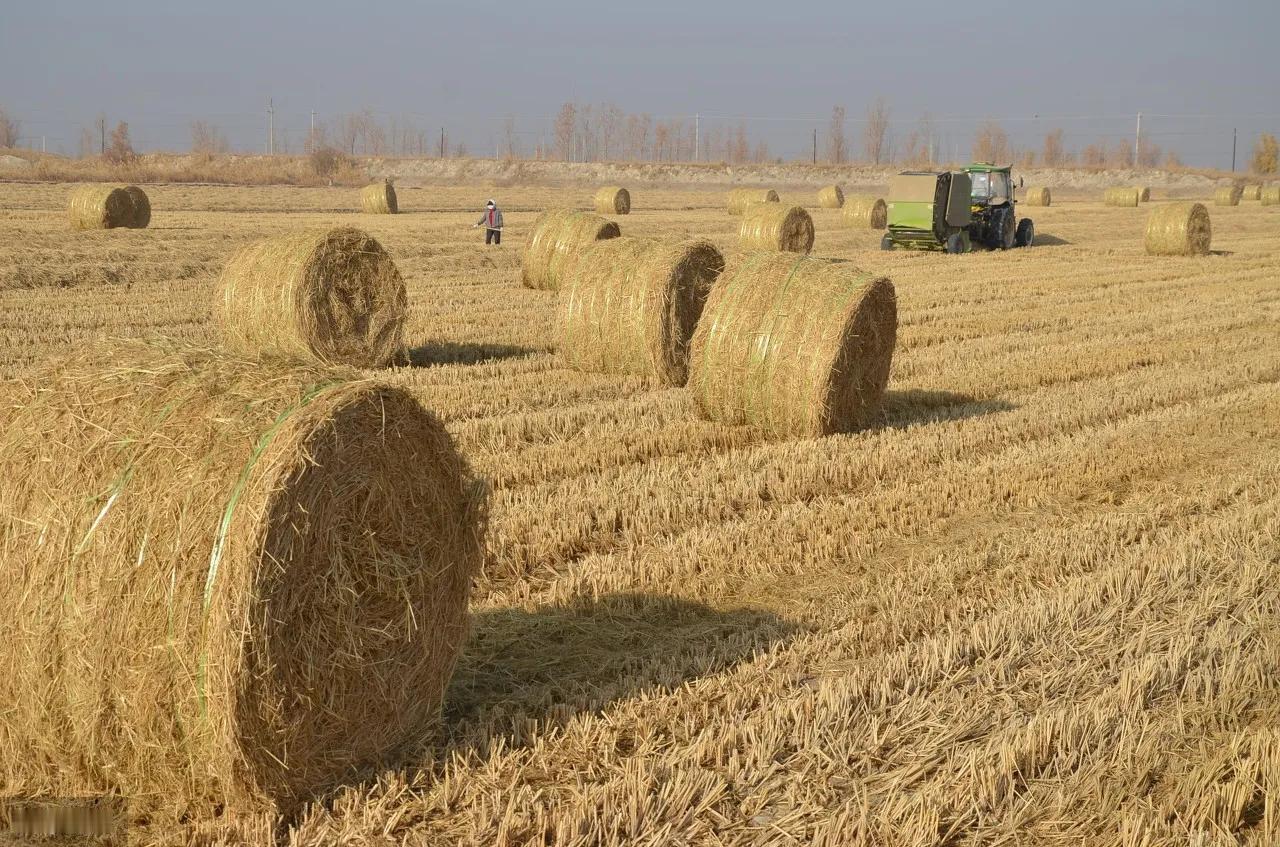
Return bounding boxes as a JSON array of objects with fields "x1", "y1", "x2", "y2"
[
  {"x1": 1104, "y1": 187, "x2": 1141, "y2": 207},
  {"x1": 1261, "y1": 186, "x2": 1280, "y2": 206},
  {"x1": 1214, "y1": 185, "x2": 1243, "y2": 206},
  {"x1": 688, "y1": 253, "x2": 897, "y2": 437},
  {"x1": 68, "y1": 184, "x2": 132, "y2": 229},
  {"x1": 214, "y1": 227, "x2": 407, "y2": 368},
  {"x1": 843, "y1": 196, "x2": 888, "y2": 229},
  {"x1": 739, "y1": 204, "x2": 814, "y2": 253},
  {"x1": 0, "y1": 340, "x2": 482, "y2": 817},
  {"x1": 593, "y1": 186, "x2": 631, "y2": 215},
  {"x1": 124, "y1": 185, "x2": 151, "y2": 228},
  {"x1": 1242, "y1": 184, "x2": 1262, "y2": 201},
  {"x1": 360, "y1": 180, "x2": 398, "y2": 214},
  {"x1": 557, "y1": 237, "x2": 724, "y2": 386},
  {"x1": 1144, "y1": 202, "x2": 1212, "y2": 256},
  {"x1": 1135, "y1": 186, "x2": 1151, "y2": 202},
  {"x1": 817, "y1": 185, "x2": 845, "y2": 208},
  {"x1": 727, "y1": 187, "x2": 780, "y2": 216},
  {"x1": 521, "y1": 209, "x2": 621, "y2": 291},
  {"x1": 1024, "y1": 187, "x2": 1052, "y2": 207}
]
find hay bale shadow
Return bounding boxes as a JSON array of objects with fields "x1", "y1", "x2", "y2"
[
  {"x1": 1034, "y1": 234, "x2": 1071, "y2": 246},
  {"x1": 402, "y1": 341, "x2": 541, "y2": 367},
  {"x1": 880, "y1": 389, "x2": 1016, "y2": 430},
  {"x1": 444, "y1": 593, "x2": 801, "y2": 729}
]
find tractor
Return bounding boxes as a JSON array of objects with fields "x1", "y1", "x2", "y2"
[{"x1": 881, "y1": 163, "x2": 1034, "y2": 253}]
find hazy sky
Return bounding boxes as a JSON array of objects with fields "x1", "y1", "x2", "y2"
[{"x1": 3, "y1": 0, "x2": 1277, "y2": 167}]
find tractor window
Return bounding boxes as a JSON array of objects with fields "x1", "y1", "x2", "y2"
[
  {"x1": 969, "y1": 172, "x2": 990, "y2": 198},
  {"x1": 990, "y1": 173, "x2": 1010, "y2": 198}
]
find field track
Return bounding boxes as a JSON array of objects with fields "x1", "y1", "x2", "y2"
[{"x1": 2, "y1": 181, "x2": 1278, "y2": 845}]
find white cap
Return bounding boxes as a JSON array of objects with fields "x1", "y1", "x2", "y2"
[{"x1": 486, "y1": 199, "x2": 495, "y2": 207}]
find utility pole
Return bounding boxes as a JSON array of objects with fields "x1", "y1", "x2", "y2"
[
  {"x1": 41, "y1": 136, "x2": 46, "y2": 153},
  {"x1": 1134, "y1": 112, "x2": 1141, "y2": 166},
  {"x1": 1232, "y1": 127, "x2": 1237, "y2": 171},
  {"x1": 267, "y1": 98, "x2": 275, "y2": 155},
  {"x1": 439, "y1": 127, "x2": 445, "y2": 158},
  {"x1": 812, "y1": 128, "x2": 817, "y2": 164},
  {"x1": 100, "y1": 119, "x2": 105, "y2": 155},
  {"x1": 694, "y1": 113, "x2": 700, "y2": 162}
]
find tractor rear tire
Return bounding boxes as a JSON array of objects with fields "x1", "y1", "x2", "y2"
[
  {"x1": 1016, "y1": 218, "x2": 1035, "y2": 247},
  {"x1": 880, "y1": 234, "x2": 894, "y2": 251},
  {"x1": 999, "y1": 210, "x2": 1016, "y2": 250},
  {"x1": 945, "y1": 232, "x2": 966, "y2": 254}
]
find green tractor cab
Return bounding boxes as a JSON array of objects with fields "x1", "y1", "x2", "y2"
[{"x1": 882, "y1": 164, "x2": 1034, "y2": 253}]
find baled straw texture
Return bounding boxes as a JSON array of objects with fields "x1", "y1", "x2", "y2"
[
  {"x1": 1144, "y1": 202, "x2": 1212, "y2": 256},
  {"x1": 557, "y1": 237, "x2": 724, "y2": 386},
  {"x1": 593, "y1": 186, "x2": 631, "y2": 215},
  {"x1": 1242, "y1": 184, "x2": 1262, "y2": 201},
  {"x1": 727, "y1": 187, "x2": 780, "y2": 216},
  {"x1": 1214, "y1": 185, "x2": 1243, "y2": 206},
  {"x1": 1262, "y1": 186, "x2": 1280, "y2": 206},
  {"x1": 124, "y1": 185, "x2": 151, "y2": 227},
  {"x1": 1104, "y1": 187, "x2": 1141, "y2": 207},
  {"x1": 1025, "y1": 187, "x2": 1052, "y2": 206},
  {"x1": 521, "y1": 209, "x2": 621, "y2": 291},
  {"x1": 817, "y1": 185, "x2": 845, "y2": 208},
  {"x1": 739, "y1": 204, "x2": 815, "y2": 253},
  {"x1": 360, "y1": 180, "x2": 398, "y2": 214},
  {"x1": 0, "y1": 340, "x2": 482, "y2": 817},
  {"x1": 215, "y1": 226, "x2": 407, "y2": 368},
  {"x1": 68, "y1": 184, "x2": 133, "y2": 229},
  {"x1": 842, "y1": 196, "x2": 888, "y2": 228},
  {"x1": 688, "y1": 252, "x2": 897, "y2": 438},
  {"x1": 1136, "y1": 186, "x2": 1151, "y2": 202}
]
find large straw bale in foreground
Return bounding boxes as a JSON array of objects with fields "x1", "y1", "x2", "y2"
[
  {"x1": 1262, "y1": 186, "x2": 1280, "y2": 206},
  {"x1": 1104, "y1": 187, "x2": 1140, "y2": 207},
  {"x1": 594, "y1": 186, "x2": 631, "y2": 214},
  {"x1": 68, "y1": 184, "x2": 133, "y2": 229},
  {"x1": 843, "y1": 196, "x2": 888, "y2": 228},
  {"x1": 688, "y1": 253, "x2": 897, "y2": 437},
  {"x1": 1145, "y1": 202, "x2": 1212, "y2": 256},
  {"x1": 1024, "y1": 187, "x2": 1051, "y2": 207},
  {"x1": 214, "y1": 227, "x2": 406, "y2": 367},
  {"x1": 521, "y1": 210, "x2": 621, "y2": 290},
  {"x1": 1214, "y1": 185, "x2": 1242, "y2": 206},
  {"x1": 361, "y1": 180, "x2": 398, "y2": 214},
  {"x1": 727, "y1": 187, "x2": 780, "y2": 216},
  {"x1": 0, "y1": 341, "x2": 482, "y2": 817},
  {"x1": 557, "y1": 237, "x2": 723, "y2": 386},
  {"x1": 739, "y1": 204, "x2": 814, "y2": 253},
  {"x1": 818, "y1": 185, "x2": 844, "y2": 208}
]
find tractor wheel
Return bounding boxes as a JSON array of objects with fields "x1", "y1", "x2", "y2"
[
  {"x1": 880, "y1": 234, "x2": 894, "y2": 251},
  {"x1": 999, "y1": 210, "x2": 1016, "y2": 249},
  {"x1": 1016, "y1": 218, "x2": 1035, "y2": 247},
  {"x1": 945, "y1": 232, "x2": 966, "y2": 254}
]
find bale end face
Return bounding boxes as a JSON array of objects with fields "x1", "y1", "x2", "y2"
[
  {"x1": 739, "y1": 204, "x2": 815, "y2": 253},
  {"x1": 123, "y1": 185, "x2": 151, "y2": 228},
  {"x1": 1145, "y1": 202, "x2": 1211, "y2": 256}
]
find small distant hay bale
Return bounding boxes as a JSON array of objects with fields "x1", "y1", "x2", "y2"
[
  {"x1": 593, "y1": 186, "x2": 631, "y2": 214},
  {"x1": 1135, "y1": 186, "x2": 1151, "y2": 202},
  {"x1": 1261, "y1": 186, "x2": 1280, "y2": 206},
  {"x1": 361, "y1": 180, "x2": 398, "y2": 214},
  {"x1": 688, "y1": 253, "x2": 897, "y2": 438},
  {"x1": 68, "y1": 184, "x2": 133, "y2": 229},
  {"x1": 0, "y1": 339, "x2": 482, "y2": 817},
  {"x1": 727, "y1": 187, "x2": 780, "y2": 216},
  {"x1": 215, "y1": 227, "x2": 407, "y2": 367},
  {"x1": 557, "y1": 237, "x2": 723, "y2": 386},
  {"x1": 1104, "y1": 187, "x2": 1141, "y2": 207},
  {"x1": 843, "y1": 196, "x2": 888, "y2": 228},
  {"x1": 818, "y1": 185, "x2": 845, "y2": 208},
  {"x1": 1024, "y1": 187, "x2": 1052, "y2": 206},
  {"x1": 1145, "y1": 202, "x2": 1212, "y2": 256},
  {"x1": 1214, "y1": 185, "x2": 1243, "y2": 206},
  {"x1": 739, "y1": 204, "x2": 814, "y2": 253},
  {"x1": 521, "y1": 209, "x2": 621, "y2": 291},
  {"x1": 124, "y1": 185, "x2": 151, "y2": 227},
  {"x1": 1242, "y1": 184, "x2": 1262, "y2": 201}
]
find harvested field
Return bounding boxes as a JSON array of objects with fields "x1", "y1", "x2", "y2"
[{"x1": 1, "y1": 180, "x2": 1279, "y2": 846}]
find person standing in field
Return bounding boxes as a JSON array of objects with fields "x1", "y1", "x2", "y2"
[{"x1": 473, "y1": 199, "x2": 503, "y2": 245}]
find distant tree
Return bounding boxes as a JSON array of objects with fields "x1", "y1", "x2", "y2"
[
  {"x1": 0, "y1": 108, "x2": 20, "y2": 148},
  {"x1": 863, "y1": 98, "x2": 889, "y2": 164},
  {"x1": 190, "y1": 121, "x2": 230, "y2": 157},
  {"x1": 1041, "y1": 128, "x2": 1065, "y2": 167},
  {"x1": 1251, "y1": 133, "x2": 1278, "y2": 174},
  {"x1": 828, "y1": 105, "x2": 847, "y2": 164},
  {"x1": 1019, "y1": 149, "x2": 1036, "y2": 168},
  {"x1": 1109, "y1": 140, "x2": 1134, "y2": 168},
  {"x1": 971, "y1": 121, "x2": 1010, "y2": 163},
  {"x1": 598, "y1": 103, "x2": 623, "y2": 161},
  {"x1": 554, "y1": 102, "x2": 576, "y2": 162},
  {"x1": 1081, "y1": 142, "x2": 1106, "y2": 168},
  {"x1": 752, "y1": 140, "x2": 770, "y2": 163},
  {"x1": 104, "y1": 121, "x2": 135, "y2": 164},
  {"x1": 453, "y1": 140, "x2": 468, "y2": 158},
  {"x1": 502, "y1": 116, "x2": 519, "y2": 160},
  {"x1": 78, "y1": 126, "x2": 95, "y2": 159},
  {"x1": 1163, "y1": 150, "x2": 1184, "y2": 170},
  {"x1": 1137, "y1": 137, "x2": 1162, "y2": 168}
]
